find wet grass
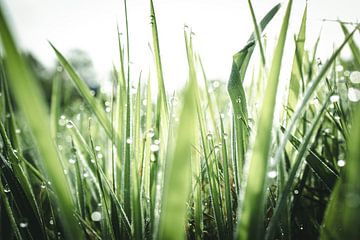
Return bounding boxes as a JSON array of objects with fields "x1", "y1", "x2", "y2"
[{"x1": 0, "y1": 0, "x2": 360, "y2": 239}]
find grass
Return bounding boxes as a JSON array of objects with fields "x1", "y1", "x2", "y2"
[{"x1": 0, "y1": 0, "x2": 360, "y2": 239}]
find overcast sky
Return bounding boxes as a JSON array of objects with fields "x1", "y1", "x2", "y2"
[{"x1": 2, "y1": 0, "x2": 360, "y2": 89}]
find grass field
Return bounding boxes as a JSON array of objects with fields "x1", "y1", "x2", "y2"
[{"x1": 0, "y1": 0, "x2": 360, "y2": 239}]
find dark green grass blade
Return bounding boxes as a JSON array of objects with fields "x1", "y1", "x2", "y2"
[
  {"x1": 157, "y1": 69, "x2": 197, "y2": 240},
  {"x1": 0, "y1": 5, "x2": 81, "y2": 239}
]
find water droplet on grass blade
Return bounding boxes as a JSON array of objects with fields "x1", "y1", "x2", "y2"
[
  {"x1": 348, "y1": 87, "x2": 360, "y2": 102},
  {"x1": 147, "y1": 129, "x2": 155, "y2": 138},
  {"x1": 330, "y1": 94, "x2": 340, "y2": 103},
  {"x1": 66, "y1": 121, "x2": 73, "y2": 129},
  {"x1": 91, "y1": 211, "x2": 102, "y2": 222},
  {"x1": 69, "y1": 158, "x2": 76, "y2": 164},
  {"x1": 267, "y1": 170, "x2": 277, "y2": 179},
  {"x1": 337, "y1": 159, "x2": 346, "y2": 167},
  {"x1": 126, "y1": 138, "x2": 133, "y2": 144},
  {"x1": 294, "y1": 189, "x2": 299, "y2": 195},
  {"x1": 4, "y1": 185, "x2": 10, "y2": 193},
  {"x1": 19, "y1": 220, "x2": 28, "y2": 228},
  {"x1": 350, "y1": 71, "x2": 360, "y2": 83},
  {"x1": 150, "y1": 144, "x2": 160, "y2": 152},
  {"x1": 336, "y1": 65, "x2": 344, "y2": 72}
]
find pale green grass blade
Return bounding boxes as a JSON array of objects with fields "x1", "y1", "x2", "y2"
[
  {"x1": 236, "y1": 1, "x2": 293, "y2": 239},
  {"x1": 0, "y1": 6, "x2": 82, "y2": 239},
  {"x1": 247, "y1": 0, "x2": 267, "y2": 66},
  {"x1": 286, "y1": 5, "x2": 307, "y2": 119},
  {"x1": 50, "y1": 75, "x2": 61, "y2": 139},
  {"x1": 150, "y1": 0, "x2": 168, "y2": 118},
  {"x1": 158, "y1": 60, "x2": 197, "y2": 240}
]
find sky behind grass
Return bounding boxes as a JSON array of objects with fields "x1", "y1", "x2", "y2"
[{"x1": 2, "y1": 0, "x2": 360, "y2": 89}]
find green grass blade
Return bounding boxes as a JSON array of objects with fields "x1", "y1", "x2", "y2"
[
  {"x1": 50, "y1": 43, "x2": 114, "y2": 141},
  {"x1": 228, "y1": 3, "x2": 280, "y2": 194},
  {"x1": 236, "y1": 1, "x2": 293, "y2": 239},
  {"x1": 0, "y1": 5, "x2": 82, "y2": 239},
  {"x1": 286, "y1": 4, "x2": 307, "y2": 119},
  {"x1": 157, "y1": 65, "x2": 197, "y2": 240},
  {"x1": 340, "y1": 24, "x2": 360, "y2": 68}
]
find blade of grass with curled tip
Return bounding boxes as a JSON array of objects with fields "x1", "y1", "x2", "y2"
[
  {"x1": 228, "y1": 3, "x2": 280, "y2": 194},
  {"x1": 0, "y1": 5, "x2": 82, "y2": 239},
  {"x1": 236, "y1": 1, "x2": 293, "y2": 239},
  {"x1": 265, "y1": 95, "x2": 330, "y2": 240}
]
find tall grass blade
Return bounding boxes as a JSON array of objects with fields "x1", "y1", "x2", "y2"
[{"x1": 236, "y1": 1, "x2": 293, "y2": 239}]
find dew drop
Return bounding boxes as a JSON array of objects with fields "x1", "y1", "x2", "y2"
[
  {"x1": 350, "y1": 71, "x2": 360, "y2": 84},
  {"x1": 206, "y1": 133, "x2": 213, "y2": 140},
  {"x1": 95, "y1": 145, "x2": 101, "y2": 152},
  {"x1": 4, "y1": 185, "x2": 10, "y2": 193},
  {"x1": 19, "y1": 221, "x2": 28, "y2": 228},
  {"x1": 66, "y1": 121, "x2": 74, "y2": 129},
  {"x1": 147, "y1": 129, "x2": 155, "y2": 138},
  {"x1": 330, "y1": 94, "x2": 340, "y2": 103},
  {"x1": 49, "y1": 219, "x2": 54, "y2": 225},
  {"x1": 150, "y1": 144, "x2": 160, "y2": 152},
  {"x1": 126, "y1": 138, "x2": 133, "y2": 144},
  {"x1": 348, "y1": 87, "x2": 360, "y2": 102},
  {"x1": 97, "y1": 153, "x2": 103, "y2": 159},
  {"x1": 335, "y1": 65, "x2": 344, "y2": 72},
  {"x1": 267, "y1": 170, "x2": 277, "y2": 179},
  {"x1": 58, "y1": 115, "x2": 67, "y2": 126},
  {"x1": 69, "y1": 158, "x2": 76, "y2": 164},
  {"x1": 91, "y1": 211, "x2": 102, "y2": 222},
  {"x1": 213, "y1": 81, "x2": 220, "y2": 88},
  {"x1": 15, "y1": 129, "x2": 21, "y2": 134},
  {"x1": 40, "y1": 182, "x2": 47, "y2": 189},
  {"x1": 294, "y1": 189, "x2": 299, "y2": 195},
  {"x1": 154, "y1": 139, "x2": 160, "y2": 145},
  {"x1": 337, "y1": 159, "x2": 346, "y2": 167}
]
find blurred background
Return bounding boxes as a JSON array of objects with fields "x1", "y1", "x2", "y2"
[{"x1": 2, "y1": 0, "x2": 360, "y2": 91}]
